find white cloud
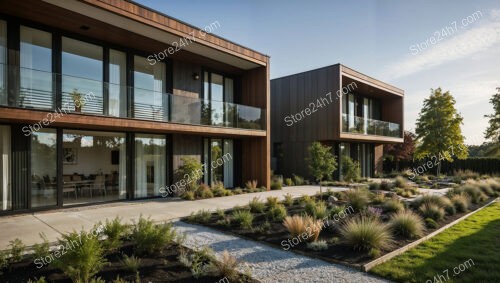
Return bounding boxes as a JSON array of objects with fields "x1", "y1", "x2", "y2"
[{"x1": 381, "y1": 13, "x2": 500, "y2": 80}]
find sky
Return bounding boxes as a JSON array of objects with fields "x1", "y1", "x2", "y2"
[{"x1": 136, "y1": 0, "x2": 500, "y2": 145}]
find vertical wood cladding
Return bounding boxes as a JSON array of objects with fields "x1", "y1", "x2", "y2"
[{"x1": 10, "y1": 125, "x2": 30, "y2": 210}]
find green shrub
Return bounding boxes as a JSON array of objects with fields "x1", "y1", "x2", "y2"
[
  {"x1": 393, "y1": 176, "x2": 408, "y2": 189},
  {"x1": 131, "y1": 216, "x2": 177, "y2": 255},
  {"x1": 32, "y1": 233, "x2": 50, "y2": 261},
  {"x1": 233, "y1": 188, "x2": 243, "y2": 194},
  {"x1": 379, "y1": 180, "x2": 393, "y2": 190},
  {"x1": 477, "y1": 182, "x2": 494, "y2": 196},
  {"x1": 175, "y1": 157, "x2": 203, "y2": 190},
  {"x1": 8, "y1": 238, "x2": 25, "y2": 263},
  {"x1": 329, "y1": 205, "x2": 347, "y2": 217},
  {"x1": 299, "y1": 194, "x2": 313, "y2": 204},
  {"x1": 102, "y1": 217, "x2": 129, "y2": 252},
  {"x1": 211, "y1": 181, "x2": 232, "y2": 197},
  {"x1": 343, "y1": 188, "x2": 370, "y2": 211},
  {"x1": 460, "y1": 184, "x2": 488, "y2": 204},
  {"x1": 305, "y1": 200, "x2": 328, "y2": 219},
  {"x1": 271, "y1": 179, "x2": 283, "y2": 190},
  {"x1": 187, "y1": 209, "x2": 212, "y2": 224},
  {"x1": 183, "y1": 191, "x2": 195, "y2": 200},
  {"x1": 368, "y1": 182, "x2": 381, "y2": 190},
  {"x1": 418, "y1": 203, "x2": 444, "y2": 221},
  {"x1": 413, "y1": 195, "x2": 452, "y2": 210},
  {"x1": 424, "y1": 217, "x2": 439, "y2": 229},
  {"x1": 306, "y1": 240, "x2": 328, "y2": 251},
  {"x1": 283, "y1": 193, "x2": 294, "y2": 206},
  {"x1": 27, "y1": 277, "x2": 47, "y2": 283},
  {"x1": 0, "y1": 251, "x2": 8, "y2": 270},
  {"x1": 388, "y1": 211, "x2": 424, "y2": 238},
  {"x1": 285, "y1": 178, "x2": 294, "y2": 186},
  {"x1": 266, "y1": 196, "x2": 279, "y2": 208},
  {"x1": 249, "y1": 197, "x2": 266, "y2": 213},
  {"x1": 371, "y1": 193, "x2": 386, "y2": 204},
  {"x1": 450, "y1": 193, "x2": 470, "y2": 212},
  {"x1": 178, "y1": 246, "x2": 216, "y2": 278},
  {"x1": 215, "y1": 208, "x2": 225, "y2": 218},
  {"x1": 232, "y1": 210, "x2": 254, "y2": 229},
  {"x1": 267, "y1": 204, "x2": 287, "y2": 222},
  {"x1": 53, "y1": 230, "x2": 107, "y2": 283},
  {"x1": 453, "y1": 169, "x2": 479, "y2": 180},
  {"x1": 341, "y1": 156, "x2": 361, "y2": 182},
  {"x1": 292, "y1": 174, "x2": 305, "y2": 186},
  {"x1": 195, "y1": 183, "x2": 214, "y2": 199},
  {"x1": 382, "y1": 199, "x2": 405, "y2": 213},
  {"x1": 340, "y1": 217, "x2": 393, "y2": 251},
  {"x1": 120, "y1": 254, "x2": 141, "y2": 273}
]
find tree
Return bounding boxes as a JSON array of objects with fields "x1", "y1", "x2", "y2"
[
  {"x1": 415, "y1": 88, "x2": 468, "y2": 175},
  {"x1": 175, "y1": 157, "x2": 203, "y2": 191},
  {"x1": 483, "y1": 88, "x2": 500, "y2": 157},
  {"x1": 340, "y1": 156, "x2": 360, "y2": 182},
  {"x1": 306, "y1": 142, "x2": 337, "y2": 193},
  {"x1": 384, "y1": 131, "x2": 416, "y2": 171}
]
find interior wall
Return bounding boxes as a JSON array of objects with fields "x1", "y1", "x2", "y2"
[{"x1": 62, "y1": 146, "x2": 119, "y2": 175}]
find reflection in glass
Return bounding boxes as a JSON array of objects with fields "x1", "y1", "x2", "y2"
[
  {"x1": 211, "y1": 139, "x2": 223, "y2": 183},
  {"x1": 109, "y1": 49, "x2": 127, "y2": 117},
  {"x1": 134, "y1": 56, "x2": 167, "y2": 121},
  {"x1": 0, "y1": 20, "x2": 6, "y2": 105},
  {"x1": 135, "y1": 134, "x2": 166, "y2": 198},
  {"x1": 0, "y1": 125, "x2": 11, "y2": 211},
  {"x1": 20, "y1": 26, "x2": 53, "y2": 109},
  {"x1": 62, "y1": 37, "x2": 103, "y2": 114},
  {"x1": 31, "y1": 129, "x2": 57, "y2": 208},
  {"x1": 62, "y1": 130, "x2": 126, "y2": 205}
]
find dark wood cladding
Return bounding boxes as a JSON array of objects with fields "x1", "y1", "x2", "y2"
[
  {"x1": 241, "y1": 64, "x2": 270, "y2": 188},
  {"x1": 79, "y1": 0, "x2": 268, "y2": 65},
  {"x1": 0, "y1": 108, "x2": 266, "y2": 138},
  {"x1": 172, "y1": 134, "x2": 202, "y2": 182}
]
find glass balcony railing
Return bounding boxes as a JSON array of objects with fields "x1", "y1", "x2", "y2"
[
  {"x1": 342, "y1": 113, "x2": 400, "y2": 138},
  {"x1": 0, "y1": 64, "x2": 266, "y2": 130}
]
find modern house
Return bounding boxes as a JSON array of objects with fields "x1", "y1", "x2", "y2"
[
  {"x1": 0, "y1": 0, "x2": 270, "y2": 214},
  {"x1": 271, "y1": 64, "x2": 403, "y2": 180}
]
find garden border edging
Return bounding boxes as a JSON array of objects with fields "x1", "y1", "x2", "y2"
[{"x1": 362, "y1": 198, "x2": 498, "y2": 271}]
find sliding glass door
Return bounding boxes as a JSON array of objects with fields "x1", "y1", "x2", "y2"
[
  {"x1": 109, "y1": 49, "x2": 127, "y2": 117},
  {"x1": 20, "y1": 26, "x2": 53, "y2": 109},
  {"x1": 31, "y1": 129, "x2": 57, "y2": 208},
  {"x1": 133, "y1": 56, "x2": 167, "y2": 121},
  {"x1": 0, "y1": 125, "x2": 10, "y2": 211},
  {"x1": 135, "y1": 134, "x2": 167, "y2": 198},
  {"x1": 62, "y1": 37, "x2": 103, "y2": 114},
  {"x1": 203, "y1": 138, "x2": 234, "y2": 187},
  {"x1": 0, "y1": 20, "x2": 6, "y2": 106},
  {"x1": 203, "y1": 71, "x2": 235, "y2": 127}
]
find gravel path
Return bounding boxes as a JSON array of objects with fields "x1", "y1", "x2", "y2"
[{"x1": 174, "y1": 221, "x2": 390, "y2": 283}]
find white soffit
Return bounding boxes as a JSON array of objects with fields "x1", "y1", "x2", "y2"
[{"x1": 42, "y1": 0, "x2": 262, "y2": 70}]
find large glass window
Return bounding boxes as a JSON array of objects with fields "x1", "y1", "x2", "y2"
[
  {"x1": 20, "y1": 26, "x2": 53, "y2": 109},
  {"x1": 109, "y1": 49, "x2": 127, "y2": 117},
  {"x1": 203, "y1": 138, "x2": 234, "y2": 187},
  {"x1": 135, "y1": 134, "x2": 167, "y2": 198},
  {"x1": 133, "y1": 55, "x2": 167, "y2": 121},
  {"x1": 31, "y1": 129, "x2": 57, "y2": 208},
  {"x1": 0, "y1": 20, "x2": 6, "y2": 106},
  {"x1": 203, "y1": 71, "x2": 235, "y2": 127},
  {"x1": 0, "y1": 125, "x2": 11, "y2": 211},
  {"x1": 62, "y1": 37, "x2": 103, "y2": 114},
  {"x1": 62, "y1": 130, "x2": 126, "y2": 205}
]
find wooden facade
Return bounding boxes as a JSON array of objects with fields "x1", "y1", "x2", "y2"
[
  {"x1": 271, "y1": 64, "x2": 403, "y2": 179},
  {"x1": 0, "y1": 0, "x2": 270, "y2": 214}
]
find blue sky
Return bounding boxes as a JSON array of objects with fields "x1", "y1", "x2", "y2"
[{"x1": 136, "y1": 0, "x2": 500, "y2": 145}]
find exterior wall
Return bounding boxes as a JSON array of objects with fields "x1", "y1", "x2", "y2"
[
  {"x1": 271, "y1": 65, "x2": 340, "y2": 179},
  {"x1": 374, "y1": 144, "x2": 384, "y2": 175}
]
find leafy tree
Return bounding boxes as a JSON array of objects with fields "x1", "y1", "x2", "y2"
[
  {"x1": 483, "y1": 88, "x2": 500, "y2": 157},
  {"x1": 384, "y1": 131, "x2": 416, "y2": 171},
  {"x1": 415, "y1": 88, "x2": 468, "y2": 175},
  {"x1": 340, "y1": 156, "x2": 360, "y2": 182},
  {"x1": 306, "y1": 142, "x2": 337, "y2": 193}
]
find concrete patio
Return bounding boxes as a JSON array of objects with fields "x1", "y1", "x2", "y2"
[{"x1": 0, "y1": 185, "x2": 347, "y2": 250}]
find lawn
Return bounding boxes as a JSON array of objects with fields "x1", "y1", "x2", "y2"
[{"x1": 370, "y1": 201, "x2": 500, "y2": 283}]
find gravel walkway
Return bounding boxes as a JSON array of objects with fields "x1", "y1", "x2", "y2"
[{"x1": 174, "y1": 221, "x2": 390, "y2": 283}]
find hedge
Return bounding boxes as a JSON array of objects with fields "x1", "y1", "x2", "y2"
[{"x1": 384, "y1": 158, "x2": 500, "y2": 175}]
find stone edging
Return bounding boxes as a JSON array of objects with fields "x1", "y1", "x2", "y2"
[{"x1": 362, "y1": 198, "x2": 498, "y2": 271}]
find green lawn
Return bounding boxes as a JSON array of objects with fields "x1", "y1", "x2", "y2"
[{"x1": 370, "y1": 201, "x2": 500, "y2": 283}]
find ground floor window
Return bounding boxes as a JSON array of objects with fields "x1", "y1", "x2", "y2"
[
  {"x1": 0, "y1": 125, "x2": 11, "y2": 211},
  {"x1": 203, "y1": 138, "x2": 234, "y2": 187},
  {"x1": 62, "y1": 130, "x2": 126, "y2": 206},
  {"x1": 31, "y1": 129, "x2": 57, "y2": 208},
  {"x1": 340, "y1": 142, "x2": 373, "y2": 179},
  {"x1": 135, "y1": 134, "x2": 167, "y2": 198}
]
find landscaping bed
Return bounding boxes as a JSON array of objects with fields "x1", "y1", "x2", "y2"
[
  {"x1": 184, "y1": 178, "x2": 500, "y2": 269},
  {"x1": 370, "y1": 201, "x2": 500, "y2": 282},
  {"x1": 0, "y1": 217, "x2": 255, "y2": 283}
]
